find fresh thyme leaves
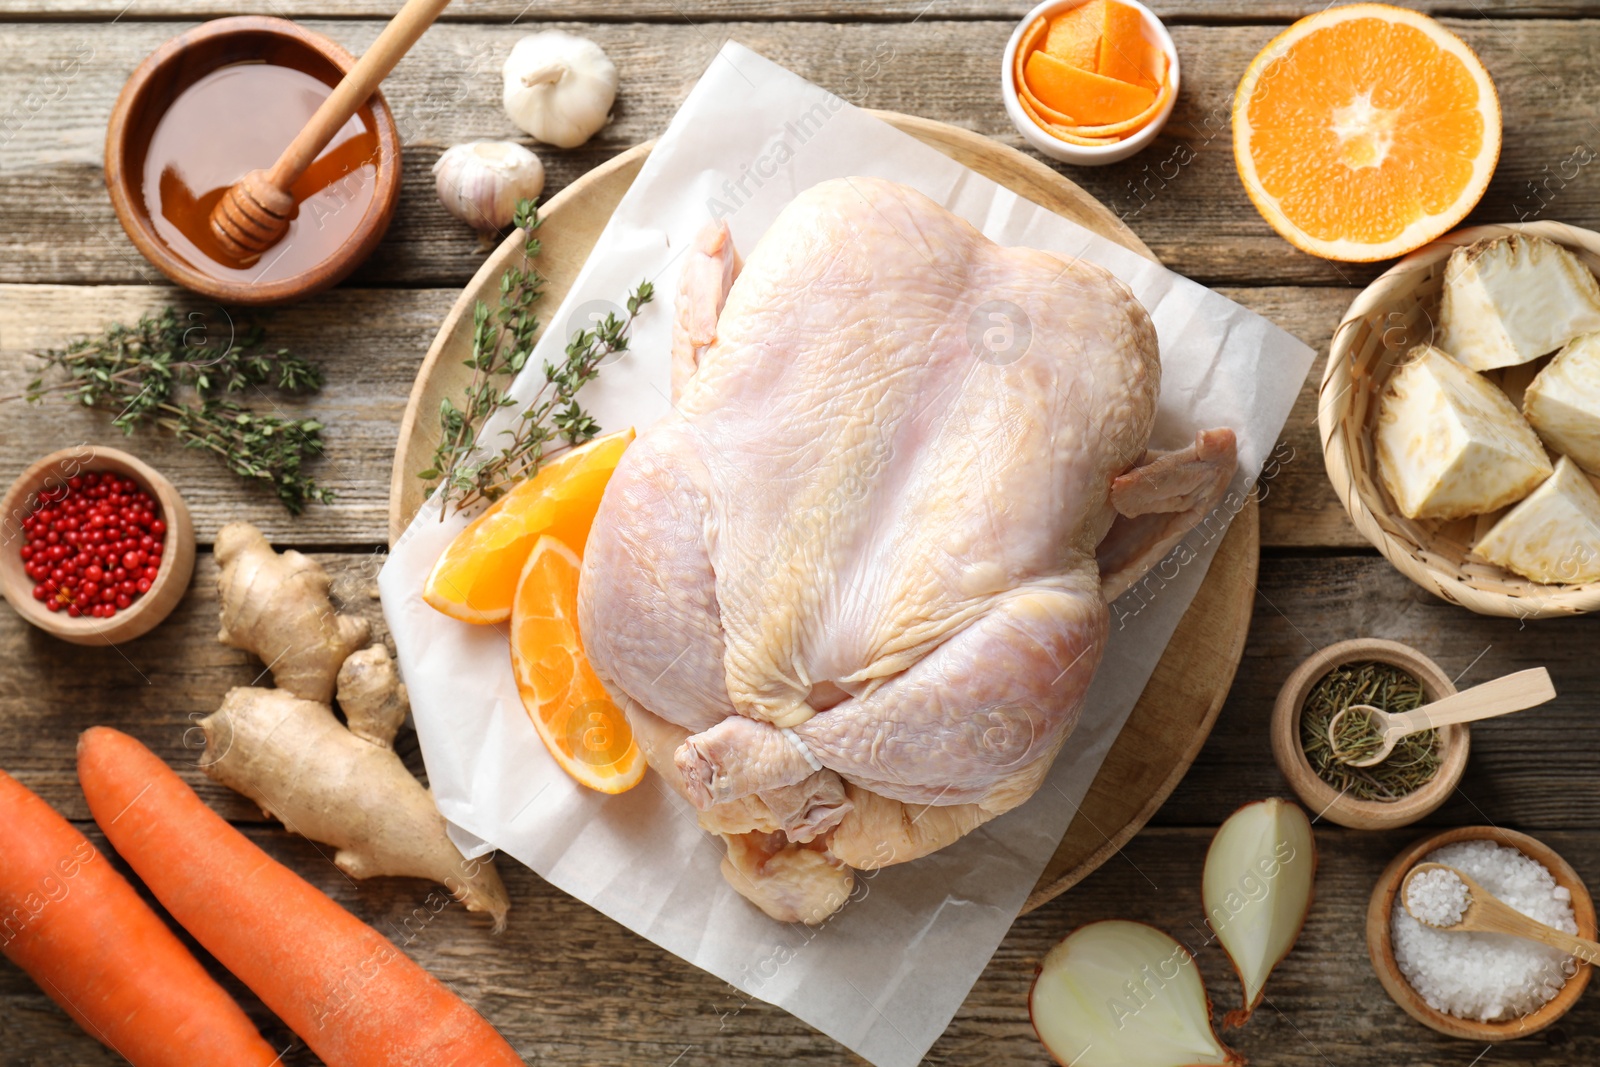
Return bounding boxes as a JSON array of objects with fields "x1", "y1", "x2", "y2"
[
  {"x1": 1300, "y1": 660, "x2": 1440, "y2": 801},
  {"x1": 12, "y1": 307, "x2": 332, "y2": 514},
  {"x1": 421, "y1": 200, "x2": 547, "y2": 510},
  {"x1": 420, "y1": 198, "x2": 655, "y2": 515}
]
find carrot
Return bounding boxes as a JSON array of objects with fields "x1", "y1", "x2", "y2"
[
  {"x1": 0, "y1": 766, "x2": 280, "y2": 1066},
  {"x1": 77, "y1": 727, "x2": 524, "y2": 1067}
]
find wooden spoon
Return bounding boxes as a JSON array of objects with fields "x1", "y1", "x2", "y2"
[
  {"x1": 208, "y1": 0, "x2": 451, "y2": 260},
  {"x1": 1328, "y1": 666, "x2": 1554, "y2": 768},
  {"x1": 1403, "y1": 862, "x2": 1600, "y2": 966}
]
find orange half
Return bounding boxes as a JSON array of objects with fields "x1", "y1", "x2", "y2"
[
  {"x1": 1233, "y1": 3, "x2": 1501, "y2": 262},
  {"x1": 423, "y1": 428, "x2": 634, "y2": 624},
  {"x1": 510, "y1": 535, "x2": 645, "y2": 794}
]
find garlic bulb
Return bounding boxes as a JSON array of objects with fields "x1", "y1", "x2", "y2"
[
  {"x1": 502, "y1": 31, "x2": 617, "y2": 148},
  {"x1": 432, "y1": 141, "x2": 545, "y2": 233}
]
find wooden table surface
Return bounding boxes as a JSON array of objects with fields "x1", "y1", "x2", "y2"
[{"x1": 3, "y1": 2, "x2": 1599, "y2": 1064}]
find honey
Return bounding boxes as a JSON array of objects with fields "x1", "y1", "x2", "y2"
[{"x1": 139, "y1": 60, "x2": 379, "y2": 281}]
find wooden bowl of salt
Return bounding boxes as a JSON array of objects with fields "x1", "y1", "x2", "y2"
[{"x1": 1368, "y1": 826, "x2": 1595, "y2": 1041}]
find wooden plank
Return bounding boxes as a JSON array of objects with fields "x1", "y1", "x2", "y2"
[
  {"x1": 1219, "y1": 285, "x2": 1364, "y2": 549},
  {"x1": 4, "y1": 1, "x2": 1599, "y2": 21},
  {"x1": 7, "y1": 547, "x2": 1599, "y2": 832},
  {"x1": 0, "y1": 281, "x2": 1363, "y2": 551},
  {"x1": 1161, "y1": 551, "x2": 1600, "y2": 829},
  {"x1": 2, "y1": 822, "x2": 1595, "y2": 1064},
  {"x1": 0, "y1": 550, "x2": 401, "y2": 824},
  {"x1": 2, "y1": 18, "x2": 1597, "y2": 288},
  {"x1": 0, "y1": 284, "x2": 455, "y2": 545}
]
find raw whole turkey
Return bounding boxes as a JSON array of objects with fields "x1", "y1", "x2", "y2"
[{"x1": 577, "y1": 177, "x2": 1236, "y2": 923}]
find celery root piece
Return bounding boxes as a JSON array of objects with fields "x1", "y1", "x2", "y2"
[
  {"x1": 215, "y1": 522, "x2": 370, "y2": 703},
  {"x1": 200, "y1": 647, "x2": 509, "y2": 929}
]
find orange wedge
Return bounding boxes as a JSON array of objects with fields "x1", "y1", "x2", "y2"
[
  {"x1": 510, "y1": 535, "x2": 645, "y2": 794},
  {"x1": 1233, "y1": 3, "x2": 1501, "y2": 262},
  {"x1": 1026, "y1": 50, "x2": 1156, "y2": 126},
  {"x1": 1044, "y1": 0, "x2": 1103, "y2": 69},
  {"x1": 423, "y1": 428, "x2": 634, "y2": 624}
]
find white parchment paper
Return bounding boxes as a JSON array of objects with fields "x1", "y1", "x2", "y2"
[{"x1": 380, "y1": 42, "x2": 1313, "y2": 1067}]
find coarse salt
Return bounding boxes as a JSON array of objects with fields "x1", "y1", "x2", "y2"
[
  {"x1": 1392, "y1": 840, "x2": 1579, "y2": 1022},
  {"x1": 1406, "y1": 867, "x2": 1470, "y2": 928}
]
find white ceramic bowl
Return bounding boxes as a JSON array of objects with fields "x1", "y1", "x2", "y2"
[{"x1": 1001, "y1": 0, "x2": 1180, "y2": 166}]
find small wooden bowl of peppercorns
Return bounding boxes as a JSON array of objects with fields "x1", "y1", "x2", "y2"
[{"x1": 0, "y1": 446, "x2": 195, "y2": 645}]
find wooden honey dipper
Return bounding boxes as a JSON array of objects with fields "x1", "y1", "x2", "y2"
[{"x1": 209, "y1": 0, "x2": 451, "y2": 260}]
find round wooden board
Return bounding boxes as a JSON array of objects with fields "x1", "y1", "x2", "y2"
[{"x1": 389, "y1": 109, "x2": 1258, "y2": 915}]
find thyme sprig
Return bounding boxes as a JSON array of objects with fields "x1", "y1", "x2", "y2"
[
  {"x1": 420, "y1": 198, "x2": 655, "y2": 515},
  {"x1": 420, "y1": 200, "x2": 547, "y2": 510},
  {"x1": 12, "y1": 308, "x2": 332, "y2": 514}
]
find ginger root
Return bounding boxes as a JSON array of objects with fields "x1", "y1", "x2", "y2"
[
  {"x1": 205, "y1": 523, "x2": 509, "y2": 929},
  {"x1": 337, "y1": 645, "x2": 409, "y2": 748},
  {"x1": 216, "y1": 522, "x2": 370, "y2": 703}
]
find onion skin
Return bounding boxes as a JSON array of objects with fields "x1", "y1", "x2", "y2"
[{"x1": 1202, "y1": 798, "x2": 1318, "y2": 1028}]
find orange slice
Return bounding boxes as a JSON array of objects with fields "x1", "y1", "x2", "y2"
[
  {"x1": 1097, "y1": 2, "x2": 1162, "y2": 90},
  {"x1": 1025, "y1": 50, "x2": 1156, "y2": 126},
  {"x1": 423, "y1": 428, "x2": 634, "y2": 624},
  {"x1": 510, "y1": 535, "x2": 645, "y2": 794},
  {"x1": 1044, "y1": 1, "x2": 1103, "y2": 70},
  {"x1": 1233, "y1": 3, "x2": 1501, "y2": 262}
]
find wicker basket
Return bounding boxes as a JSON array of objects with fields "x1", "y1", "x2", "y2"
[{"x1": 1319, "y1": 221, "x2": 1600, "y2": 619}]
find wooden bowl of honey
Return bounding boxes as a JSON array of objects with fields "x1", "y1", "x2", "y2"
[{"x1": 105, "y1": 16, "x2": 401, "y2": 306}]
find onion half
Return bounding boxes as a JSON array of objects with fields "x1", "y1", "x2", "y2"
[
  {"x1": 1201, "y1": 798, "x2": 1317, "y2": 1025},
  {"x1": 1029, "y1": 920, "x2": 1241, "y2": 1067}
]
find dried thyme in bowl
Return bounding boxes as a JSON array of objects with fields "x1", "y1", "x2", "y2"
[
  {"x1": 1300, "y1": 660, "x2": 1441, "y2": 801},
  {"x1": 1328, "y1": 705, "x2": 1388, "y2": 764}
]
